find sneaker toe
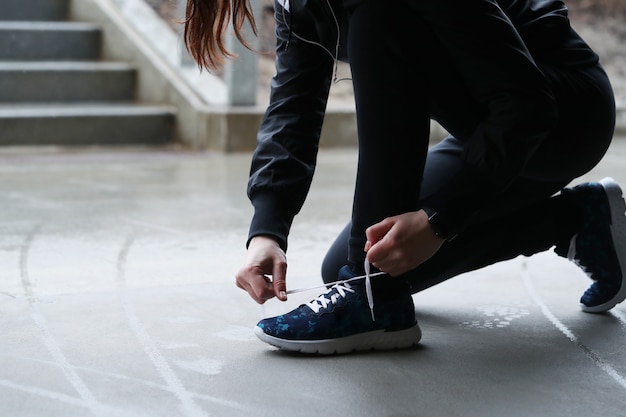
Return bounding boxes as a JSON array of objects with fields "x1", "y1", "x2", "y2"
[
  {"x1": 256, "y1": 315, "x2": 298, "y2": 339},
  {"x1": 256, "y1": 317, "x2": 285, "y2": 337},
  {"x1": 580, "y1": 282, "x2": 624, "y2": 313},
  {"x1": 256, "y1": 307, "x2": 318, "y2": 340}
]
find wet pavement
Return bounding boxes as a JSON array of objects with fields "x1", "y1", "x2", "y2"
[{"x1": 2, "y1": 139, "x2": 626, "y2": 417}]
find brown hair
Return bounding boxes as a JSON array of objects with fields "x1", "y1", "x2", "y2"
[{"x1": 183, "y1": 0, "x2": 258, "y2": 71}]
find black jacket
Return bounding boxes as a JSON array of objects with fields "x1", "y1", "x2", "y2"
[{"x1": 247, "y1": 0, "x2": 599, "y2": 250}]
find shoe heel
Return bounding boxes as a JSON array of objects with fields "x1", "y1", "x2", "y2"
[
  {"x1": 599, "y1": 177, "x2": 626, "y2": 247},
  {"x1": 598, "y1": 177, "x2": 626, "y2": 311}
]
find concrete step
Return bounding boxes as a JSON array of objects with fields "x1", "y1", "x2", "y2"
[
  {"x1": 0, "y1": 104, "x2": 176, "y2": 145},
  {"x1": 0, "y1": 0, "x2": 68, "y2": 21},
  {"x1": 0, "y1": 22, "x2": 101, "y2": 61},
  {"x1": 0, "y1": 62, "x2": 136, "y2": 102}
]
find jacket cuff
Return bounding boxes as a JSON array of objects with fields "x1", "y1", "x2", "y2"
[{"x1": 247, "y1": 192, "x2": 295, "y2": 251}]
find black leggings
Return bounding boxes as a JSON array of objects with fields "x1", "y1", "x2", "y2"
[{"x1": 322, "y1": 0, "x2": 616, "y2": 293}]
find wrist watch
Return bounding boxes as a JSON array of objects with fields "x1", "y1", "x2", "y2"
[{"x1": 427, "y1": 211, "x2": 457, "y2": 241}]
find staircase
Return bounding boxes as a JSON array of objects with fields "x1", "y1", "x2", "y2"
[{"x1": 0, "y1": 0, "x2": 176, "y2": 146}]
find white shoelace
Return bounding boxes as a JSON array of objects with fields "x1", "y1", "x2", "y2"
[
  {"x1": 364, "y1": 261, "x2": 375, "y2": 321},
  {"x1": 306, "y1": 282, "x2": 355, "y2": 313},
  {"x1": 301, "y1": 261, "x2": 380, "y2": 322}
]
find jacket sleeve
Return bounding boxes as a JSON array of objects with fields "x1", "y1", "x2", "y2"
[
  {"x1": 246, "y1": 2, "x2": 334, "y2": 251},
  {"x1": 416, "y1": 0, "x2": 559, "y2": 238}
]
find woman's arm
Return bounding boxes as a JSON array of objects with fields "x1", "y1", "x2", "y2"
[
  {"x1": 237, "y1": 2, "x2": 337, "y2": 303},
  {"x1": 246, "y1": 1, "x2": 335, "y2": 251}
]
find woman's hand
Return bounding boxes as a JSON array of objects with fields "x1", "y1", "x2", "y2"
[
  {"x1": 235, "y1": 236, "x2": 288, "y2": 304},
  {"x1": 365, "y1": 210, "x2": 444, "y2": 276}
]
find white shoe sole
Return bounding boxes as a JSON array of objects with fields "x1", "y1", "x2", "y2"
[
  {"x1": 580, "y1": 177, "x2": 626, "y2": 313},
  {"x1": 254, "y1": 323, "x2": 422, "y2": 355}
]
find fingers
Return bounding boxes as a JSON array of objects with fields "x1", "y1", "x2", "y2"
[
  {"x1": 367, "y1": 238, "x2": 396, "y2": 274},
  {"x1": 367, "y1": 233, "x2": 413, "y2": 276},
  {"x1": 365, "y1": 218, "x2": 396, "y2": 265},
  {"x1": 365, "y1": 218, "x2": 394, "y2": 247},
  {"x1": 235, "y1": 265, "x2": 274, "y2": 304},
  {"x1": 236, "y1": 236, "x2": 289, "y2": 304},
  {"x1": 235, "y1": 263, "x2": 288, "y2": 304},
  {"x1": 364, "y1": 211, "x2": 445, "y2": 276},
  {"x1": 272, "y1": 260, "x2": 288, "y2": 301}
]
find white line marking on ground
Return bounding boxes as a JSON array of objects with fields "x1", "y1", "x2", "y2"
[
  {"x1": 0, "y1": 379, "x2": 147, "y2": 417},
  {"x1": 116, "y1": 233, "x2": 207, "y2": 417},
  {"x1": 20, "y1": 227, "x2": 106, "y2": 417},
  {"x1": 0, "y1": 378, "x2": 95, "y2": 409},
  {"x1": 0, "y1": 353, "x2": 246, "y2": 411},
  {"x1": 521, "y1": 262, "x2": 626, "y2": 390}
]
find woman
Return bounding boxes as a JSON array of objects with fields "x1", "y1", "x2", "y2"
[{"x1": 185, "y1": 0, "x2": 626, "y2": 354}]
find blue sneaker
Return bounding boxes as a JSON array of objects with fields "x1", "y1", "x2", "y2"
[
  {"x1": 254, "y1": 266, "x2": 421, "y2": 354},
  {"x1": 561, "y1": 178, "x2": 626, "y2": 313}
]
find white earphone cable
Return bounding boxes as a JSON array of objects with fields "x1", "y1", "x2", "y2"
[{"x1": 280, "y1": 0, "x2": 352, "y2": 84}]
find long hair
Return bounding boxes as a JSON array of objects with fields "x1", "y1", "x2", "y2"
[{"x1": 183, "y1": 0, "x2": 258, "y2": 71}]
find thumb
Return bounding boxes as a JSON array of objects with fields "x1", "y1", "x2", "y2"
[{"x1": 272, "y1": 261, "x2": 288, "y2": 301}]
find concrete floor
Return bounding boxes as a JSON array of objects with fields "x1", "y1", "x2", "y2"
[{"x1": 2, "y1": 140, "x2": 626, "y2": 417}]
